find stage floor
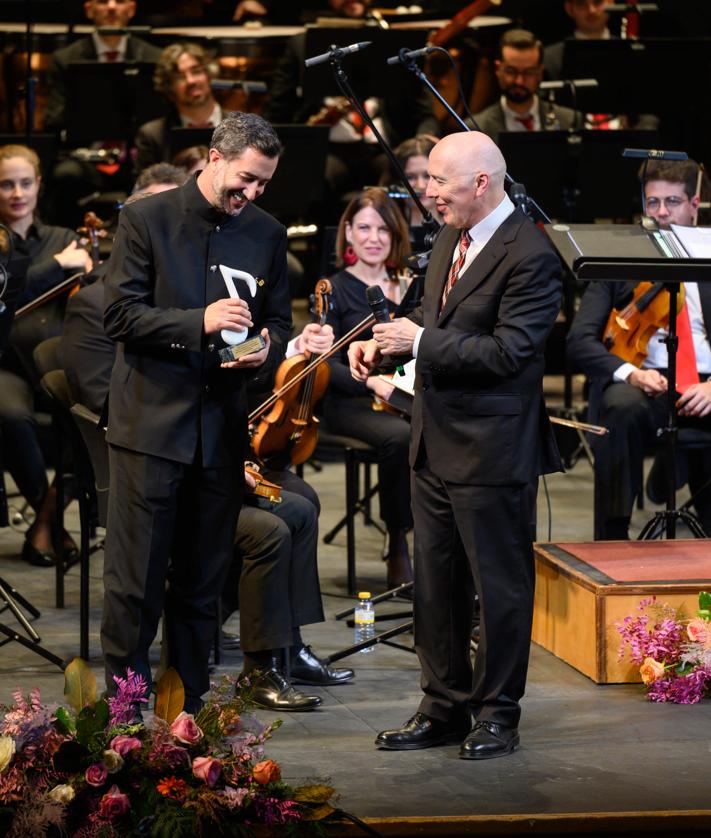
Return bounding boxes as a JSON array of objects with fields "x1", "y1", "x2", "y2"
[{"x1": 0, "y1": 458, "x2": 709, "y2": 828}]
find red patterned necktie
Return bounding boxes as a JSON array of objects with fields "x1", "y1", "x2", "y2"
[
  {"x1": 441, "y1": 230, "x2": 471, "y2": 310},
  {"x1": 676, "y1": 290, "x2": 699, "y2": 392},
  {"x1": 104, "y1": 50, "x2": 120, "y2": 62},
  {"x1": 516, "y1": 114, "x2": 535, "y2": 131}
]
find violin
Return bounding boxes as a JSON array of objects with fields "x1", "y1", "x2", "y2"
[
  {"x1": 250, "y1": 279, "x2": 333, "y2": 466},
  {"x1": 602, "y1": 281, "x2": 685, "y2": 367},
  {"x1": 77, "y1": 211, "x2": 108, "y2": 270},
  {"x1": 244, "y1": 462, "x2": 282, "y2": 504}
]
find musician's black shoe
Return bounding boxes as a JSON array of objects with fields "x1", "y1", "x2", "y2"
[
  {"x1": 290, "y1": 645, "x2": 354, "y2": 686},
  {"x1": 375, "y1": 713, "x2": 470, "y2": 750},
  {"x1": 247, "y1": 668, "x2": 322, "y2": 712},
  {"x1": 21, "y1": 538, "x2": 55, "y2": 568},
  {"x1": 459, "y1": 721, "x2": 519, "y2": 760}
]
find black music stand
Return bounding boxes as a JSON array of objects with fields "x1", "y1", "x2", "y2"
[
  {"x1": 546, "y1": 221, "x2": 711, "y2": 539},
  {"x1": 65, "y1": 61, "x2": 165, "y2": 144}
]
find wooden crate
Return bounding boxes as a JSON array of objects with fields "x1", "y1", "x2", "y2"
[{"x1": 532, "y1": 540, "x2": 711, "y2": 684}]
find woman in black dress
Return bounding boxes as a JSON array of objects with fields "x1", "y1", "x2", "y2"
[{"x1": 323, "y1": 188, "x2": 414, "y2": 588}]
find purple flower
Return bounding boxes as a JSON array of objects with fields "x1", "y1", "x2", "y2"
[
  {"x1": 108, "y1": 668, "x2": 149, "y2": 726},
  {"x1": 647, "y1": 667, "x2": 711, "y2": 704}
]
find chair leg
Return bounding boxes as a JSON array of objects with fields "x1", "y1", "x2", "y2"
[
  {"x1": 79, "y1": 490, "x2": 91, "y2": 660},
  {"x1": 345, "y1": 447, "x2": 357, "y2": 596}
]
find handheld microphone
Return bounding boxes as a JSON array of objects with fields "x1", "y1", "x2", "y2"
[
  {"x1": 623, "y1": 148, "x2": 688, "y2": 161},
  {"x1": 386, "y1": 46, "x2": 435, "y2": 66},
  {"x1": 366, "y1": 285, "x2": 390, "y2": 324},
  {"x1": 305, "y1": 41, "x2": 372, "y2": 69}
]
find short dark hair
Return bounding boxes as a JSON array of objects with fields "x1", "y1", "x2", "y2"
[
  {"x1": 210, "y1": 112, "x2": 283, "y2": 160},
  {"x1": 172, "y1": 144, "x2": 209, "y2": 173},
  {"x1": 498, "y1": 28, "x2": 543, "y2": 62},
  {"x1": 335, "y1": 188, "x2": 411, "y2": 270},
  {"x1": 153, "y1": 42, "x2": 218, "y2": 98},
  {"x1": 133, "y1": 162, "x2": 187, "y2": 193},
  {"x1": 642, "y1": 159, "x2": 700, "y2": 200}
]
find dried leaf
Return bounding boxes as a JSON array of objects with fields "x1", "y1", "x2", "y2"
[
  {"x1": 154, "y1": 668, "x2": 185, "y2": 723},
  {"x1": 300, "y1": 803, "x2": 336, "y2": 822},
  {"x1": 293, "y1": 784, "x2": 336, "y2": 804},
  {"x1": 63, "y1": 658, "x2": 97, "y2": 714}
]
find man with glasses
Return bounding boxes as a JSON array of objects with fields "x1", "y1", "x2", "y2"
[
  {"x1": 135, "y1": 43, "x2": 222, "y2": 171},
  {"x1": 469, "y1": 29, "x2": 577, "y2": 145},
  {"x1": 567, "y1": 159, "x2": 711, "y2": 540}
]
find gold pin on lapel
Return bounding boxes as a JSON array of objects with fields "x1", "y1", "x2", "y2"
[{"x1": 256, "y1": 277, "x2": 265, "y2": 287}]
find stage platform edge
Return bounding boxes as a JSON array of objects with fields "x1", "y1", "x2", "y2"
[{"x1": 532, "y1": 540, "x2": 711, "y2": 684}]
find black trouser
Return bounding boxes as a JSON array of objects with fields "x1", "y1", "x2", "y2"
[
  {"x1": 412, "y1": 455, "x2": 536, "y2": 730},
  {"x1": 594, "y1": 380, "x2": 711, "y2": 538},
  {"x1": 223, "y1": 489, "x2": 324, "y2": 653},
  {"x1": 323, "y1": 395, "x2": 412, "y2": 530},
  {"x1": 102, "y1": 444, "x2": 242, "y2": 708}
]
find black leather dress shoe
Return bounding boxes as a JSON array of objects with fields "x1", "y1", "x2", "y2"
[
  {"x1": 375, "y1": 713, "x2": 470, "y2": 750},
  {"x1": 248, "y1": 668, "x2": 322, "y2": 712},
  {"x1": 21, "y1": 539, "x2": 55, "y2": 568},
  {"x1": 290, "y1": 645, "x2": 354, "y2": 686},
  {"x1": 459, "y1": 721, "x2": 519, "y2": 760}
]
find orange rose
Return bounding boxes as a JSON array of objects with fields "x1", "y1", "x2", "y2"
[
  {"x1": 687, "y1": 618, "x2": 709, "y2": 646},
  {"x1": 640, "y1": 657, "x2": 666, "y2": 685},
  {"x1": 252, "y1": 759, "x2": 281, "y2": 785}
]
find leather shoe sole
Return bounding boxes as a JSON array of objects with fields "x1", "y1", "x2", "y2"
[
  {"x1": 376, "y1": 713, "x2": 470, "y2": 751},
  {"x1": 459, "y1": 722, "x2": 519, "y2": 760}
]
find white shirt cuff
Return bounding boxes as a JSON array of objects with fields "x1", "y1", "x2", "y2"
[
  {"x1": 614, "y1": 362, "x2": 637, "y2": 382},
  {"x1": 412, "y1": 327, "x2": 424, "y2": 358}
]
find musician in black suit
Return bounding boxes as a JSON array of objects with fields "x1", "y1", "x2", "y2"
[
  {"x1": 350, "y1": 131, "x2": 563, "y2": 759},
  {"x1": 566, "y1": 159, "x2": 711, "y2": 540},
  {"x1": 102, "y1": 112, "x2": 291, "y2": 713}
]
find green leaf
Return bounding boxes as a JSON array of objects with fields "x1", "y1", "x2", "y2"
[
  {"x1": 63, "y1": 658, "x2": 97, "y2": 713},
  {"x1": 76, "y1": 699, "x2": 110, "y2": 747},
  {"x1": 698, "y1": 591, "x2": 711, "y2": 611},
  {"x1": 54, "y1": 706, "x2": 76, "y2": 735},
  {"x1": 675, "y1": 662, "x2": 694, "y2": 676},
  {"x1": 154, "y1": 668, "x2": 185, "y2": 723}
]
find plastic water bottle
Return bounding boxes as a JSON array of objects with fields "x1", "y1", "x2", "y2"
[{"x1": 354, "y1": 591, "x2": 375, "y2": 652}]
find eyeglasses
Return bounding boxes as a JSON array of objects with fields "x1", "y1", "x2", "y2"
[
  {"x1": 172, "y1": 66, "x2": 208, "y2": 82},
  {"x1": 569, "y1": 0, "x2": 606, "y2": 8},
  {"x1": 499, "y1": 66, "x2": 541, "y2": 80},
  {"x1": 645, "y1": 196, "x2": 688, "y2": 210}
]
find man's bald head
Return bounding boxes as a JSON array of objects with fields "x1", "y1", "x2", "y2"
[{"x1": 426, "y1": 132, "x2": 508, "y2": 229}]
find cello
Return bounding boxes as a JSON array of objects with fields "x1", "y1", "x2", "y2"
[{"x1": 250, "y1": 279, "x2": 332, "y2": 466}]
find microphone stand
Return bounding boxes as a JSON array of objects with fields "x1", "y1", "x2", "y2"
[{"x1": 316, "y1": 49, "x2": 441, "y2": 250}]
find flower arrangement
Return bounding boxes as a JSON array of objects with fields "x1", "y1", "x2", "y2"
[
  {"x1": 616, "y1": 591, "x2": 711, "y2": 703},
  {"x1": 0, "y1": 659, "x2": 336, "y2": 836}
]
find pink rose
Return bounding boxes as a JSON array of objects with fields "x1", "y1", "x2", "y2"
[
  {"x1": 98, "y1": 784, "x2": 130, "y2": 820},
  {"x1": 170, "y1": 711, "x2": 204, "y2": 745},
  {"x1": 640, "y1": 657, "x2": 666, "y2": 685},
  {"x1": 85, "y1": 762, "x2": 108, "y2": 787},
  {"x1": 110, "y1": 735, "x2": 142, "y2": 758},
  {"x1": 252, "y1": 759, "x2": 281, "y2": 785},
  {"x1": 687, "y1": 617, "x2": 709, "y2": 646},
  {"x1": 192, "y1": 755, "x2": 222, "y2": 788}
]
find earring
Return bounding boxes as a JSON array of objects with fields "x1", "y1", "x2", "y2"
[{"x1": 343, "y1": 244, "x2": 358, "y2": 267}]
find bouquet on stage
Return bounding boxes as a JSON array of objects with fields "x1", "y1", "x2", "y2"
[
  {"x1": 0, "y1": 659, "x2": 336, "y2": 836},
  {"x1": 617, "y1": 593, "x2": 711, "y2": 704}
]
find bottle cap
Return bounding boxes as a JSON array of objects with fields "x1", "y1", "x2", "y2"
[{"x1": 358, "y1": 591, "x2": 371, "y2": 599}]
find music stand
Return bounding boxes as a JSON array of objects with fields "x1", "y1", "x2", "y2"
[
  {"x1": 65, "y1": 61, "x2": 166, "y2": 144},
  {"x1": 546, "y1": 221, "x2": 711, "y2": 539}
]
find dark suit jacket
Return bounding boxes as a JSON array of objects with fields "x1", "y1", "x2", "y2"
[
  {"x1": 134, "y1": 109, "x2": 183, "y2": 171},
  {"x1": 103, "y1": 175, "x2": 292, "y2": 468},
  {"x1": 407, "y1": 209, "x2": 563, "y2": 486},
  {"x1": 470, "y1": 100, "x2": 579, "y2": 145},
  {"x1": 566, "y1": 279, "x2": 711, "y2": 420},
  {"x1": 45, "y1": 35, "x2": 162, "y2": 131}
]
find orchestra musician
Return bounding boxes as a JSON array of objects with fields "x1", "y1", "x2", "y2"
[
  {"x1": 135, "y1": 43, "x2": 222, "y2": 172},
  {"x1": 469, "y1": 29, "x2": 578, "y2": 143},
  {"x1": 543, "y1": 0, "x2": 613, "y2": 82},
  {"x1": 101, "y1": 113, "x2": 292, "y2": 714},
  {"x1": 349, "y1": 132, "x2": 563, "y2": 759},
  {"x1": 322, "y1": 188, "x2": 414, "y2": 589},
  {"x1": 566, "y1": 158, "x2": 711, "y2": 540},
  {"x1": 0, "y1": 143, "x2": 92, "y2": 567}
]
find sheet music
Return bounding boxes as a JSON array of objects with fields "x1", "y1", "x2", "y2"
[{"x1": 670, "y1": 224, "x2": 711, "y2": 259}]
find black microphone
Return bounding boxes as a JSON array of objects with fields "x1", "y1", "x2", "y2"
[
  {"x1": 366, "y1": 285, "x2": 390, "y2": 324},
  {"x1": 386, "y1": 46, "x2": 435, "y2": 66},
  {"x1": 623, "y1": 148, "x2": 688, "y2": 161},
  {"x1": 305, "y1": 41, "x2": 372, "y2": 69}
]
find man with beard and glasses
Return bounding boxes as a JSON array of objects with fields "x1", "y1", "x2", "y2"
[
  {"x1": 469, "y1": 29, "x2": 578, "y2": 145},
  {"x1": 102, "y1": 111, "x2": 292, "y2": 715},
  {"x1": 135, "y1": 43, "x2": 222, "y2": 172}
]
